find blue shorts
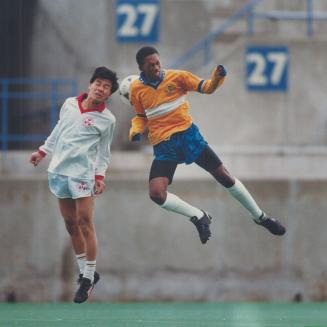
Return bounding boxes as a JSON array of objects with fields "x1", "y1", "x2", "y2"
[
  {"x1": 48, "y1": 172, "x2": 95, "y2": 199},
  {"x1": 153, "y1": 123, "x2": 207, "y2": 164}
]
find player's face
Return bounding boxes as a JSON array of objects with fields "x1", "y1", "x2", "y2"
[
  {"x1": 141, "y1": 54, "x2": 161, "y2": 81},
  {"x1": 88, "y1": 78, "x2": 112, "y2": 104}
]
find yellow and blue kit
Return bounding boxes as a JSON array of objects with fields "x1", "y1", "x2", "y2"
[{"x1": 129, "y1": 68, "x2": 225, "y2": 146}]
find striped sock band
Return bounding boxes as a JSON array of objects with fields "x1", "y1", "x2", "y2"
[{"x1": 83, "y1": 261, "x2": 96, "y2": 283}]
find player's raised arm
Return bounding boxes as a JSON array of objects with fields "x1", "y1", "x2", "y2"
[{"x1": 201, "y1": 64, "x2": 227, "y2": 94}]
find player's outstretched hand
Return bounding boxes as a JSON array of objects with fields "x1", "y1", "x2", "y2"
[
  {"x1": 131, "y1": 134, "x2": 141, "y2": 142},
  {"x1": 94, "y1": 179, "x2": 105, "y2": 195},
  {"x1": 29, "y1": 151, "x2": 44, "y2": 167},
  {"x1": 129, "y1": 128, "x2": 141, "y2": 142},
  {"x1": 216, "y1": 65, "x2": 227, "y2": 77}
]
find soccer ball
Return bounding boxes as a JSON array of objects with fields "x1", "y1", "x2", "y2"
[{"x1": 119, "y1": 74, "x2": 139, "y2": 106}]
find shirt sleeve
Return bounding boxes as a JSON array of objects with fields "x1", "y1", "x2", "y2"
[
  {"x1": 130, "y1": 84, "x2": 147, "y2": 117},
  {"x1": 200, "y1": 67, "x2": 226, "y2": 94},
  {"x1": 95, "y1": 117, "x2": 116, "y2": 178},
  {"x1": 130, "y1": 84, "x2": 148, "y2": 134},
  {"x1": 179, "y1": 70, "x2": 204, "y2": 92},
  {"x1": 39, "y1": 100, "x2": 67, "y2": 154}
]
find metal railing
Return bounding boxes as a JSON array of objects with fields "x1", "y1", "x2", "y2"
[
  {"x1": 170, "y1": 0, "x2": 327, "y2": 69},
  {"x1": 0, "y1": 78, "x2": 77, "y2": 151}
]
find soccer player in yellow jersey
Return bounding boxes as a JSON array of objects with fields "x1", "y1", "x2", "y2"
[{"x1": 129, "y1": 46, "x2": 286, "y2": 244}]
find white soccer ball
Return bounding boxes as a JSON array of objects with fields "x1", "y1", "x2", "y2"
[{"x1": 119, "y1": 74, "x2": 139, "y2": 106}]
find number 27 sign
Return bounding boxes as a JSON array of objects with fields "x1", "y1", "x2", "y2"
[
  {"x1": 246, "y1": 46, "x2": 289, "y2": 92},
  {"x1": 116, "y1": 0, "x2": 160, "y2": 43}
]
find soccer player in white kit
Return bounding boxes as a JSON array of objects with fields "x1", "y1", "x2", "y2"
[{"x1": 30, "y1": 67, "x2": 118, "y2": 303}]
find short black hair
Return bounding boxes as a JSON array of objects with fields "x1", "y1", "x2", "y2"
[
  {"x1": 90, "y1": 67, "x2": 119, "y2": 93},
  {"x1": 136, "y1": 46, "x2": 159, "y2": 67}
]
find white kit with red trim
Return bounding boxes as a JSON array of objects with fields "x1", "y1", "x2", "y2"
[{"x1": 39, "y1": 93, "x2": 116, "y2": 180}]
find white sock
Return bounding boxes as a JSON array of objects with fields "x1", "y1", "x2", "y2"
[
  {"x1": 76, "y1": 253, "x2": 86, "y2": 274},
  {"x1": 226, "y1": 178, "x2": 265, "y2": 222},
  {"x1": 83, "y1": 260, "x2": 96, "y2": 283},
  {"x1": 161, "y1": 192, "x2": 203, "y2": 219}
]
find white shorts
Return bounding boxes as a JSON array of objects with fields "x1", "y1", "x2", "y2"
[{"x1": 48, "y1": 172, "x2": 95, "y2": 199}]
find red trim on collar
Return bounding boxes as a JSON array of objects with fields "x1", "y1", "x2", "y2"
[{"x1": 77, "y1": 93, "x2": 106, "y2": 113}]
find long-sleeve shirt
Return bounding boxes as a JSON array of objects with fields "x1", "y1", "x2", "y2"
[
  {"x1": 129, "y1": 68, "x2": 225, "y2": 145},
  {"x1": 40, "y1": 93, "x2": 116, "y2": 180}
]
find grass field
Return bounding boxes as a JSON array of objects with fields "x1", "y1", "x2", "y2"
[{"x1": 0, "y1": 302, "x2": 327, "y2": 327}]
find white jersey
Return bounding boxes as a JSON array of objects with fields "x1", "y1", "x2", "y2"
[{"x1": 40, "y1": 95, "x2": 116, "y2": 180}]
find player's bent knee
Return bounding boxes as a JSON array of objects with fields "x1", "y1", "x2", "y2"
[
  {"x1": 78, "y1": 219, "x2": 95, "y2": 238},
  {"x1": 65, "y1": 224, "x2": 79, "y2": 236},
  {"x1": 64, "y1": 217, "x2": 79, "y2": 235},
  {"x1": 78, "y1": 216, "x2": 93, "y2": 228},
  {"x1": 211, "y1": 165, "x2": 235, "y2": 188},
  {"x1": 149, "y1": 191, "x2": 166, "y2": 205}
]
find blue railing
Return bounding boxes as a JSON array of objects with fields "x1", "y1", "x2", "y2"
[
  {"x1": 0, "y1": 78, "x2": 77, "y2": 151},
  {"x1": 250, "y1": 0, "x2": 327, "y2": 37},
  {"x1": 169, "y1": 0, "x2": 263, "y2": 69},
  {"x1": 170, "y1": 0, "x2": 327, "y2": 69}
]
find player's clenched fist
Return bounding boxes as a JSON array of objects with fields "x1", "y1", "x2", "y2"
[{"x1": 216, "y1": 65, "x2": 227, "y2": 77}]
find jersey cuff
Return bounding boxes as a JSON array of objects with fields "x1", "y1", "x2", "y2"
[
  {"x1": 38, "y1": 150, "x2": 47, "y2": 157},
  {"x1": 95, "y1": 175, "x2": 104, "y2": 181},
  {"x1": 197, "y1": 80, "x2": 205, "y2": 93}
]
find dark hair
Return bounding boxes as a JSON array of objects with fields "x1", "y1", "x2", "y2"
[
  {"x1": 136, "y1": 46, "x2": 159, "y2": 67},
  {"x1": 90, "y1": 67, "x2": 119, "y2": 93}
]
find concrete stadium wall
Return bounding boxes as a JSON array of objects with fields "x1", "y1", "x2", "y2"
[
  {"x1": 2, "y1": 0, "x2": 327, "y2": 303},
  {"x1": 1, "y1": 151, "x2": 327, "y2": 302}
]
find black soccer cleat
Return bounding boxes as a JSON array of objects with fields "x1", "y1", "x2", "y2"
[
  {"x1": 73, "y1": 277, "x2": 93, "y2": 303},
  {"x1": 77, "y1": 271, "x2": 100, "y2": 285},
  {"x1": 74, "y1": 272, "x2": 100, "y2": 304},
  {"x1": 190, "y1": 211, "x2": 212, "y2": 244},
  {"x1": 254, "y1": 215, "x2": 286, "y2": 236}
]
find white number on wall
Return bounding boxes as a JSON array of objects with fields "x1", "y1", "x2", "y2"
[
  {"x1": 246, "y1": 47, "x2": 289, "y2": 91},
  {"x1": 117, "y1": 3, "x2": 159, "y2": 37}
]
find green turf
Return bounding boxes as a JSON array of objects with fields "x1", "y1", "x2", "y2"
[{"x1": 0, "y1": 302, "x2": 326, "y2": 327}]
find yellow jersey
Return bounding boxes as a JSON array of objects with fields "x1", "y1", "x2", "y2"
[{"x1": 130, "y1": 68, "x2": 225, "y2": 145}]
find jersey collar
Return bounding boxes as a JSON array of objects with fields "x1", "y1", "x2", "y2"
[
  {"x1": 140, "y1": 70, "x2": 165, "y2": 89},
  {"x1": 77, "y1": 93, "x2": 106, "y2": 113}
]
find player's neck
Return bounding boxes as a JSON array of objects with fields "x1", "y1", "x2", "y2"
[{"x1": 82, "y1": 97, "x2": 102, "y2": 109}]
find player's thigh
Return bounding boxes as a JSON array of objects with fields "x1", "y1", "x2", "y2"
[
  {"x1": 149, "y1": 160, "x2": 178, "y2": 186},
  {"x1": 195, "y1": 145, "x2": 222, "y2": 172},
  {"x1": 195, "y1": 145, "x2": 234, "y2": 187},
  {"x1": 59, "y1": 198, "x2": 77, "y2": 222},
  {"x1": 75, "y1": 197, "x2": 94, "y2": 223}
]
